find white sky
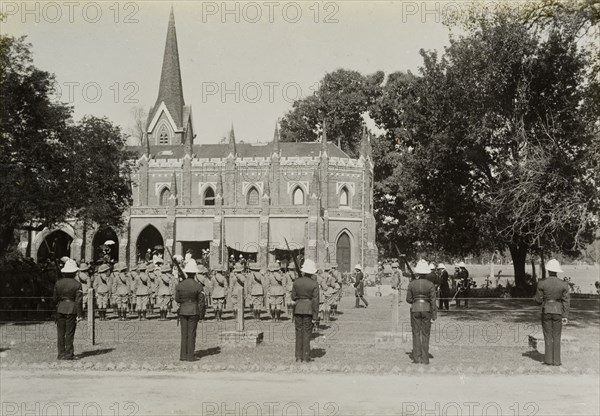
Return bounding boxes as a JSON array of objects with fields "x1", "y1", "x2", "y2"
[{"x1": 1, "y1": 0, "x2": 466, "y2": 143}]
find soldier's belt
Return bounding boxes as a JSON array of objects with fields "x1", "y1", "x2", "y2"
[{"x1": 414, "y1": 299, "x2": 429, "y2": 303}]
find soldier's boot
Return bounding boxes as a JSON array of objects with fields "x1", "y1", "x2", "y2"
[
  {"x1": 355, "y1": 298, "x2": 360, "y2": 308},
  {"x1": 138, "y1": 311, "x2": 142, "y2": 321}
]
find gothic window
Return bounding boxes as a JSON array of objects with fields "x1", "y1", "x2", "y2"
[
  {"x1": 203, "y1": 187, "x2": 215, "y2": 206},
  {"x1": 159, "y1": 187, "x2": 171, "y2": 206},
  {"x1": 292, "y1": 187, "x2": 304, "y2": 205},
  {"x1": 339, "y1": 186, "x2": 349, "y2": 207},
  {"x1": 247, "y1": 187, "x2": 259, "y2": 205},
  {"x1": 158, "y1": 125, "x2": 169, "y2": 145}
]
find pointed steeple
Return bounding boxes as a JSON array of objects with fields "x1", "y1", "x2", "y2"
[
  {"x1": 321, "y1": 119, "x2": 328, "y2": 156},
  {"x1": 272, "y1": 121, "x2": 280, "y2": 156},
  {"x1": 153, "y1": 6, "x2": 185, "y2": 128},
  {"x1": 360, "y1": 124, "x2": 371, "y2": 159},
  {"x1": 310, "y1": 163, "x2": 321, "y2": 199},
  {"x1": 170, "y1": 170, "x2": 178, "y2": 197},
  {"x1": 228, "y1": 124, "x2": 237, "y2": 157}
]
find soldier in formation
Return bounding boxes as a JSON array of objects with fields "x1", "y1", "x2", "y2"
[
  {"x1": 195, "y1": 264, "x2": 211, "y2": 320},
  {"x1": 128, "y1": 265, "x2": 138, "y2": 314},
  {"x1": 330, "y1": 263, "x2": 343, "y2": 316},
  {"x1": 94, "y1": 264, "x2": 111, "y2": 320},
  {"x1": 229, "y1": 263, "x2": 246, "y2": 320},
  {"x1": 135, "y1": 263, "x2": 151, "y2": 320},
  {"x1": 147, "y1": 264, "x2": 158, "y2": 316},
  {"x1": 267, "y1": 262, "x2": 286, "y2": 322},
  {"x1": 211, "y1": 265, "x2": 227, "y2": 321},
  {"x1": 285, "y1": 262, "x2": 297, "y2": 321},
  {"x1": 76, "y1": 262, "x2": 92, "y2": 314},
  {"x1": 248, "y1": 263, "x2": 266, "y2": 321},
  {"x1": 157, "y1": 264, "x2": 174, "y2": 320},
  {"x1": 112, "y1": 263, "x2": 130, "y2": 321}
]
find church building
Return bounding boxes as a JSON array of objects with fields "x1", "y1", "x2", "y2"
[{"x1": 20, "y1": 9, "x2": 378, "y2": 273}]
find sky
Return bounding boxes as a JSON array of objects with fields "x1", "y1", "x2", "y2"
[{"x1": 2, "y1": 0, "x2": 465, "y2": 144}]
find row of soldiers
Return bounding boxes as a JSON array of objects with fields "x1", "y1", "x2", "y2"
[{"x1": 72, "y1": 258, "x2": 345, "y2": 323}]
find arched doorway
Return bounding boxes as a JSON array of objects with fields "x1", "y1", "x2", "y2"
[
  {"x1": 37, "y1": 230, "x2": 73, "y2": 262},
  {"x1": 136, "y1": 225, "x2": 164, "y2": 263},
  {"x1": 336, "y1": 232, "x2": 351, "y2": 273},
  {"x1": 92, "y1": 227, "x2": 119, "y2": 263}
]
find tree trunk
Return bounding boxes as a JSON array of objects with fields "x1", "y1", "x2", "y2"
[
  {"x1": 509, "y1": 243, "x2": 528, "y2": 288},
  {"x1": 540, "y1": 251, "x2": 546, "y2": 280},
  {"x1": 531, "y1": 257, "x2": 536, "y2": 279}
]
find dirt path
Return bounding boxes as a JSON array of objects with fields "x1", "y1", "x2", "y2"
[{"x1": 1, "y1": 370, "x2": 598, "y2": 415}]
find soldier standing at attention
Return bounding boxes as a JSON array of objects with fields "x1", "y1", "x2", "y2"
[
  {"x1": 210, "y1": 265, "x2": 227, "y2": 321},
  {"x1": 176, "y1": 260, "x2": 205, "y2": 362},
  {"x1": 292, "y1": 259, "x2": 319, "y2": 362},
  {"x1": 128, "y1": 265, "x2": 138, "y2": 314},
  {"x1": 53, "y1": 259, "x2": 83, "y2": 360},
  {"x1": 353, "y1": 264, "x2": 368, "y2": 308},
  {"x1": 147, "y1": 264, "x2": 158, "y2": 316},
  {"x1": 406, "y1": 260, "x2": 437, "y2": 365},
  {"x1": 267, "y1": 262, "x2": 286, "y2": 322},
  {"x1": 330, "y1": 263, "x2": 343, "y2": 316},
  {"x1": 437, "y1": 263, "x2": 451, "y2": 311},
  {"x1": 248, "y1": 263, "x2": 266, "y2": 321},
  {"x1": 134, "y1": 263, "x2": 150, "y2": 320},
  {"x1": 158, "y1": 264, "x2": 174, "y2": 321},
  {"x1": 285, "y1": 263, "x2": 297, "y2": 321},
  {"x1": 196, "y1": 264, "x2": 212, "y2": 320},
  {"x1": 390, "y1": 262, "x2": 403, "y2": 303},
  {"x1": 456, "y1": 262, "x2": 470, "y2": 308},
  {"x1": 94, "y1": 264, "x2": 111, "y2": 320},
  {"x1": 76, "y1": 262, "x2": 91, "y2": 314},
  {"x1": 229, "y1": 263, "x2": 246, "y2": 320},
  {"x1": 112, "y1": 263, "x2": 130, "y2": 321},
  {"x1": 534, "y1": 259, "x2": 570, "y2": 366}
]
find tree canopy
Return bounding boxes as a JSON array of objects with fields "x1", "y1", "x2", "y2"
[{"x1": 0, "y1": 35, "x2": 134, "y2": 256}]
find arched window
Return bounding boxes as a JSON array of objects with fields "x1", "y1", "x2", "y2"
[
  {"x1": 159, "y1": 187, "x2": 171, "y2": 206},
  {"x1": 292, "y1": 187, "x2": 304, "y2": 205},
  {"x1": 203, "y1": 187, "x2": 215, "y2": 206},
  {"x1": 247, "y1": 187, "x2": 259, "y2": 205},
  {"x1": 158, "y1": 125, "x2": 169, "y2": 145},
  {"x1": 339, "y1": 187, "x2": 349, "y2": 207}
]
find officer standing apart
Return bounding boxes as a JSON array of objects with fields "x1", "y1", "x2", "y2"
[
  {"x1": 534, "y1": 259, "x2": 570, "y2": 366},
  {"x1": 175, "y1": 260, "x2": 205, "y2": 361},
  {"x1": 406, "y1": 260, "x2": 437, "y2": 365},
  {"x1": 437, "y1": 263, "x2": 451, "y2": 311},
  {"x1": 292, "y1": 259, "x2": 319, "y2": 362},
  {"x1": 353, "y1": 264, "x2": 369, "y2": 308},
  {"x1": 390, "y1": 262, "x2": 403, "y2": 303},
  {"x1": 53, "y1": 259, "x2": 83, "y2": 360}
]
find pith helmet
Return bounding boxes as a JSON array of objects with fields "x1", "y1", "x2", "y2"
[
  {"x1": 545, "y1": 259, "x2": 564, "y2": 273},
  {"x1": 323, "y1": 263, "x2": 331, "y2": 271},
  {"x1": 197, "y1": 264, "x2": 208, "y2": 274},
  {"x1": 429, "y1": 263, "x2": 436, "y2": 270},
  {"x1": 160, "y1": 264, "x2": 171, "y2": 273},
  {"x1": 183, "y1": 260, "x2": 199, "y2": 274},
  {"x1": 61, "y1": 259, "x2": 78, "y2": 274},
  {"x1": 233, "y1": 263, "x2": 244, "y2": 272},
  {"x1": 97, "y1": 264, "x2": 110, "y2": 273},
  {"x1": 115, "y1": 262, "x2": 127, "y2": 272},
  {"x1": 137, "y1": 263, "x2": 147, "y2": 271},
  {"x1": 437, "y1": 263, "x2": 446, "y2": 270},
  {"x1": 458, "y1": 261, "x2": 467, "y2": 268},
  {"x1": 414, "y1": 260, "x2": 431, "y2": 275},
  {"x1": 301, "y1": 259, "x2": 317, "y2": 275},
  {"x1": 268, "y1": 263, "x2": 280, "y2": 272},
  {"x1": 391, "y1": 262, "x2": 399, "y2": 268},
  {"x1": 78, "y1": 262, "x2": 90, "y2": 272},
  {"x1": 354, "y1": 264, "x2": 362, "y2": 271},
  {"x1": 146, "y1": 264, "x2": 155, "y2": 273},
  {"x1": 249, "y1": 262, "x2": 260, "y2": 271}
]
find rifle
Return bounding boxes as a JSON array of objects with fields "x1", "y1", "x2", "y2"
[
  {"x1": 165, "y1": 247, "x2": 184, "y2": 326},
  {"x1": 284, "y1": 238, "x2": 302, "y2": 278}
]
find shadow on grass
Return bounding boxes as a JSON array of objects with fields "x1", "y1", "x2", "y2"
[
  {"x1": 194, "y1": 346, "x2": 221, "y2": 359},
  {"x1": 77, "y1": 348, "x2": 115, "y2": 358},
  {"x1": 310, "y1": 348, "x2": 326, "y2": 359},
  {"x1": 522, "y1": 350, "x2": 545, "y2": 363}
]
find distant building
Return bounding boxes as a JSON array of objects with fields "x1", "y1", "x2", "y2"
[{"x1": 19, "y1": 9, "x2": 377, "y2": 273}]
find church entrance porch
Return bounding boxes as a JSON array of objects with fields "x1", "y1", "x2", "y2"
[{"x1": 136, "y1": 225, "x2": 164, "y2": 264}]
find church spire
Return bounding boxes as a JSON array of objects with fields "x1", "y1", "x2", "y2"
[
  {"x1": 153, "y1": 6, "x2": 184, "y2": 128},
  {"x1": 228, "y1": 124, "x2": 237, "y2": 157},
  {"x1": 321, "y1": 119, "x2": 328, "y2": 156},
  {"x1": 272, "y1": 121, "x2": 280, "y2": 156}
]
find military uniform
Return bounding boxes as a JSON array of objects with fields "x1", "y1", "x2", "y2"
[
  {"x1": 134, "y1": 264, "x2": 151, "y2": 320},
  {"x1": 53, "y1": 260, "x2": 83, "y2": 360},
  {"x1": 322, "y1": 265, "x2": 339, "y2": 321},
  {"x1": 331, "y1": 265, "x2": 343, "y2": 315},
  {"x1": 157, "y1": 265, "x2": 174, "y2": 320},
  {"x1": 285, "y1": 267, "x2": 297, "y2": 321},
  {"x1": 391, "y1": 263, "x2": 403, "y2": 303},
  {"x1": 211, "y1": 267, "x2": 228, "y2": 321},
  {"x1": 534, "y1": 269, "x2": 570, "y2": 366},
  {"x1": 175, "y1": 276, "x2": 204, "y2": 361},
  {"x1": 406, "y1": 261, "x2": 438, "y2": 365},
  {"x1": 438, "y1": 266, "x2": 451, "y2": 311},
  {"x1": 76, "y1": 263, "x2": 92, "y2": 313},
  {"x1": 128, "y1": 266, "x2": 138, "y2": 312},
  {"x1": 94, "y1": 265, "x2": 111, "y2": 320},
  {"x1": 267, "y1": 264, "x2": 286, "y2": 321},
  {"x1": 247, "y1": 264, "x2": 266, "y2": 320},
  {"x1": 112, "y1": 263, "x2": 131, "y2": 321},
  {"x1": 292, "y1": 260, "x2": 319, "y2": 362},
  {"x1": 147, "y1": 265, "x2": 158, "y2": 314},
  {"x1": 229, "y1": 264, "x2": 246, "y2": 319},
  {"x1": 455, "y1": 265, "x2": 470, "y2": 308},
  {"x1": 353, "y1": 266, "x2": 369, "y2": 308}
]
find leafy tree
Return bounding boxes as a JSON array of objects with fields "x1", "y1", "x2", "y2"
[
  {"x1": 375, "y1": 13, "x2": 599, "y2": 287},
  {"x1": 0, "y1": 35, "x2": 134, "y2": 256},
  {"x1": 279, "y1": 69, "x2": 384, "y2": 157}
]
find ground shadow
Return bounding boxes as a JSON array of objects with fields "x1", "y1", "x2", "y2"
[
  {"x1": 522, "y1": 350, "x2": 545, "y2": 363},
  {"x1": 310, "y1": 348, "x2": 326, "y2": 359},
  {"x1": 77, "y1": 348, "x2": 115, "y2": 358},
  {"x1": 194, "y1": 346, "x2": 221, "y2": 359}
]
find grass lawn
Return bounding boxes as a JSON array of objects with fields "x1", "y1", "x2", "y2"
[{"x1": 1, "y1": 293, "x2": 598, "y2": 374}]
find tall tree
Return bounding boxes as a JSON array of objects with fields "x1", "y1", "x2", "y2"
[
  {"x1": 0, "y1": 35, "x2": 134, "y2": 256},
  {"x1": 279, "y1": 69, "x2": 384, "y2": 157}
]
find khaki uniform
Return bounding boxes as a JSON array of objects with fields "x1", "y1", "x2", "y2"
[
  {"x1": 229, "y1": 272, "x2": 246, "y2": 310},
  {"x1": 135, "y1": 272, "x2": 151, "y2": 311},
  {"x1": 534, "y1": 276, "x2": 570, "y2": 366},
  {"x1": 94, "y1": 275, "x2": 111, "y2": 309},
  {"x1": 211, "y1": 272, "x2": 228, "y2": 309},
  {"x1": 248, "y1": 271, "x2": 266, "y2": 310},
  {"x1": 157, "y1": 274, "x2": 173, "y2": 309},
  {"x1": 267, "y1": 271, "x2": 286, "y2": 309},
  {"x1": 112, "y1": 272, "x2": 131, "y2": 308}
]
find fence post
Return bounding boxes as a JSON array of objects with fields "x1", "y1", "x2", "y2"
[{"x1": 87, "y1": 288, "x2": 95, "y2": 346}]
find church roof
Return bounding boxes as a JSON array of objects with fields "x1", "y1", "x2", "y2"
[{"x1": 128, "y1": 142, "x2": 350, "y2": 160}]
